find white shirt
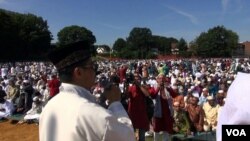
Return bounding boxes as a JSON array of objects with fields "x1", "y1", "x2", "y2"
[
  {"x1": 39, "y1": 83, "x2": 135, "y2": 141},
  {"x1": 1, "y1": 67, "x2": 8, "y2": 78},
  {"x1": 10, "y1": 67, "x2": 16, "y2": 75},
  {"x1": 119, "y1": 83, "x2": 124, "y2": 93},
  {"x1": 0, "y1": 100, "x2": 14, "y2": 118},
  {"x1": 147, "y1": 78, "x2": 157, "y2": 88}
]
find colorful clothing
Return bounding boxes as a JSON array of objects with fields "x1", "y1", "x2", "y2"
[
  {"x1": 127, "y1": 85, "x2": 149, "y2": 130},
  {"x1": 48, "y1": 77, "x2": 60, "y2": 98},
  {"x1": 151, "y1": 87, "x2": 177, "y2": 133},
  {"x1": 173, "y1": 110, "x2": 190, "y2": 134},
  {"x1": 203, "y1": 102, "x2": 220, "y2": 131},
  {"x1": 186, "y1": 104, "x2": 204, "y2": 132}
]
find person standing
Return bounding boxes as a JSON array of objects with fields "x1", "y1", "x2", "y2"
[
  {"x1": 48, "y1": 73, "x2": 60, "y2": 100},
  {"x1": 127, "y1": 73, "x2": 151, "y2": 141},
  {"x1": 151, "y1": 74, "x2": 178, "y2": 141},
  {"x1": 118, "y1": 64, "x2": 128, "y2": 83},
  {"x1": 39, "y1": 40, "x2": 135, "y2": 141}
]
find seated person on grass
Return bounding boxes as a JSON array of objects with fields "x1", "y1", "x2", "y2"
[
  {"x1": 172, "y1": 101, "x2": 191, "y2": 136},
  {"x1": 0, "y1": 94, "x2": 14, "y2": 120},
  {"x1": 22, "y1": 96, "x2": 43, "y2": 124}
]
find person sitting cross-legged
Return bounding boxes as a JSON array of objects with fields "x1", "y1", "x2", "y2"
[
  {"x1": 0, "y1": 94, "x2": 14, "y2": 120},
  {"x1": 19, "y1": 96, "x2": 43, "y2": 124}
]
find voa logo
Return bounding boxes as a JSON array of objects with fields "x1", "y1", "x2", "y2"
[{"x1": 226, "y1": 129, "x2": 246, "y2": 136}]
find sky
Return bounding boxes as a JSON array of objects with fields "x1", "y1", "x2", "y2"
[{"x1": 0, "y1": 0, "x2": 250, "y2": 46}]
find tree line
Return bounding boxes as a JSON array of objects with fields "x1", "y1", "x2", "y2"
[
  {"x1": 0, "y1": 9, "x2": 52, "y2": 61},
  {"x1": 0, "y1": 8, "x2": 239, "y2": 61}
]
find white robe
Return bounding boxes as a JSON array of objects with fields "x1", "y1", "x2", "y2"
[
  {"x1": 39, "y1": 83, "x2": 135, "y2": 141},
  {"x1": 0, "y1": 100, "x2": 14, "y2": 119},
  {"x1": 24, "y1": 102, "x2": 43, "y2": 120},
  {"x1": 216, "y1": 72, "x2": 250, "y2": 141}
]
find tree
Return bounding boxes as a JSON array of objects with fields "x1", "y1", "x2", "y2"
[
  {"x1": 17, "y1": 14, "x2": 52, "y2": 56},
  {"x1": 178, "y1": 38, "x2": 188, "y2": 56},
  {"x1": 119, "y1": 47, "x2": 139, "y2": 59},
  {"x1": 0, "y1": 10, "x2": 17, "y2": 59},
  {"x1": 151, "y1": 35, "x2": 172, "y2": 55},
  {"x1": 0, "y1": 9, "x2": 52, "y2": 61},
  {"x1": 113, "y1": 38, "x2": 126, "y2": 52},
  {"x1": 102, "y1": 45, "x2": 111, "y2": 52},
  {"x1": 195, "y1": 25, "x2": 239, "y2": 57},
  {"x1": 178, "y1": 38, "x2": 188, "y2": 52},
  {"x1": 189, "y1": 41, "x2": 198, "y2": 57},
  {"x1": 113, "y1": 27, "x2": 179, "y2": 59},
  {"x1": 126, "y1": 27, "x2": 153, "y2": 59},
  {"x1": 57, "y1": 25, "x2": 96, "y2": 46}
]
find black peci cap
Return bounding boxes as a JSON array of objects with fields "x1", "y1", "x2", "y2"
[{"x1": 47, "y1": 40, "x2": 94, "y2": 70}]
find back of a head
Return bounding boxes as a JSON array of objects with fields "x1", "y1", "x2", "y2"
[
  {"x1": 47, "y1": 40, "x2": 94, "y2": 70},
  {"x1": 47, "y1": 40, "x2": 95, "y2": 82}
]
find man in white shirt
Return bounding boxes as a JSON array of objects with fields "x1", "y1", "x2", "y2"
[
  {"x1": 0, "y1": 94, "x2": 14, "y2": 120},
  {"x1": 39, "y1": 40, "x2": 135, "y2": 141}
]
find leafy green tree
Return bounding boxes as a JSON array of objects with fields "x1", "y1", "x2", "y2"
[
  {"x1": 195, "y1": 25, "x2": 239, "y2": 57},
  {"x1": 57, "y1": 25, "x2": 96, "y2": 46},
  {"x1": 113, "y1": 38, "x2": 126, "y2": 52},
  {"x1": 151, "y1": 35, "x2": 172, "y2": 55},
  {"x1": 168, "y1": 37, "x2": 179, "y2": 55},
  {"x1": 178, "y1": 38, "x2": 188, "y2": 56},
  {"x1": 102, "y1": 45, "x2": 111, "y2": 52},
  {"x1": 189, "y1": 41, "x2": 198, "y2": 57},
  {"x1": 115, "y1": 42, "x2": 135, "y2": 59},
  {"x1": 178, "y1": 38, "x2": 188, "y2": 52},
  {"x1": 17, "y1": 14, "x2": 52, "y2": 56},
  {"x1": 127, "y1": 27, "x2": 153, "y2": 59},
  {"x1": 113, "y1": 27, "x2": 179, "y2": 59},
  {"x1": 0, "y1": 9, "x2": 52, "y2": 61},
  {"x1": 0, "y1": 10, "x2": 17, "y2": 59}
]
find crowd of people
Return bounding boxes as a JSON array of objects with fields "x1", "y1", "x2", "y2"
[{"x1": 1, "y1": 57, "x2": 250, "y2": 141}]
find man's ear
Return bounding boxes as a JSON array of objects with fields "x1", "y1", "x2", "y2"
[{"x1": 73, "y1": 67, "x2": 83, "y2": 78}]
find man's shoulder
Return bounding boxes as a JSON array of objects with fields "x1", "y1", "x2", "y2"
[{"x1": 42, "y1": 93, "x2": 110, "y2": 118}]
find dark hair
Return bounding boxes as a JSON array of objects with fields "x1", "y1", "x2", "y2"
[
  {"x1": 58, "y1": 58, "x2": 90, "y2": 83},
  {"x1": 125, "y1": 73, "x2": 134, "y2": 84},
  {"x1": 0, "y1": 98, "x2": 5, "y2": 103},
  {"x1": 110, "y1": 75, "x2": 120, "y2": 85}
]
